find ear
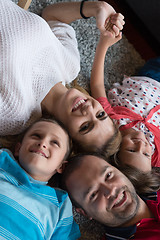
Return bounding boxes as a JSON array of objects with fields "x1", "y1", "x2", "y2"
[
  {"x1": 14, "y1": 142, "x2": 22, "y2": 157},
  {"x1": 56, "y1": 161, "x2": 68, "y2": 174},
  {"x1": 76, "y1": 208, "x2": 92, "y2": 220}
]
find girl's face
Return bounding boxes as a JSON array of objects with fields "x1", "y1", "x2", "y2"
[
  {"x1": 118, "y1": 129, "x2": 152, "y2": 172},
  {"x1": 15, "y1": 121, "x2": 69, "y2": 181},
  {"x1": 54, "y1": 88, "x2": 115, "y2": 149}
]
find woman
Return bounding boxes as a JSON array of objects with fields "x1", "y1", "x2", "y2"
[{"x1": 0, "y1": 0, "x2": 124, "y2": 153}]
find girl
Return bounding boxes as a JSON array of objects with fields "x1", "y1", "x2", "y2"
[
  {"x1": 114, "y1": 128, "x2": 152, "y2": 172},
  {"x1": 90, "y1": 18, "x2": 160, "y2": 167},
  {"x1": 0, "y1": 0, "x2": 124, "y2": 155}
]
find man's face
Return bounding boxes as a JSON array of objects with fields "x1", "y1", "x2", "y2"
[
  {"x1": 66, "y1": 155, "x2": 139, "y2": 227},
  {"x1": 54, "y1": 88, "x2": 115, "y2": 149}
]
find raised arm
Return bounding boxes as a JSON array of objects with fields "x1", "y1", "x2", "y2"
[
  {"x1": 90, "y1": 13, "x2": 124, "y2": 99},
  {"x1": 42, "y1": 1, "x2": 116, "y2": 33}
]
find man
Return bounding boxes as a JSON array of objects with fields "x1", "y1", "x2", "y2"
[{"x1": 62, "y1": 154, "x2": 160, "y2": 239}]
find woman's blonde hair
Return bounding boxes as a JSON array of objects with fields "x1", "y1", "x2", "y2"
[
  {"x1": 72, "y1": 123, "x2": 122, "y2": 158},
  {"x1": 67, "y1": 78, "x2": 90, "y2": 95}
]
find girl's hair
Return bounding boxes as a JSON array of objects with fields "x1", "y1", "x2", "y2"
[
  {"x1": 109, "y1": 155, "x2": 160, "y2": 195},
  {"x1": 0, "y1": 116, "x2": 72, "y2": 161}
]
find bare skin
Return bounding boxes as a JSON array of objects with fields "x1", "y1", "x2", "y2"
[
  {"x1": 15, "y1": 121, "x2": 69, "y2": 181},
  {"x1": 66, "y1": 155, "x2": 154, "y2": 227},
  {"x1": 118, "y1": 129, "x2": 152, "y2": 172},
  {"x1": 41, "y1": 84, "x2": 115, "y2": 149},
  {"x1": 41, "y1": 4, "x2": 125, "y2": 149}
]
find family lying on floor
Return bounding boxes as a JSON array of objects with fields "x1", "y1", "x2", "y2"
[{"x1": 0, "y1": 0, "x2": 159, "y2": 239}]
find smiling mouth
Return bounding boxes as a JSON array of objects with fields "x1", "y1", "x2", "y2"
[
  {"x1": 30, "y1": 150, "x2": 48, "y2": 158},
  {"x1": 112, "y1": 191, "x2": 127, "y2": 209},
  {"x1": 72, "y1": 99, "x2": 87, "y2": 112}
]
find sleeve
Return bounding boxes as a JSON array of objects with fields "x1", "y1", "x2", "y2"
[
  {"x1": 51, "y1": 196, "x2": 81, "y2": 240},
  {"x1": 97, "y1": 97, "x2": 111, "y2": 111},
  {"x1": 47, "y1": 21, "x2": 80, "y2": 86},
  {"x1": 47, "y1": 21, "x2": 78, "y2": 49},
  {"x1": 97, "y1": 97, "x2": 116, "y2": 117}
]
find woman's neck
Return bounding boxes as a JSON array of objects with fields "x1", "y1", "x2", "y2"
[{"x1": 41, "y1": 82, "x2": 68, "y2": 115}]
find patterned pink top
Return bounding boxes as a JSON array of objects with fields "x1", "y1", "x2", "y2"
[{"x1": 97, "y1": 76, "x2": 160, "y2": 167}]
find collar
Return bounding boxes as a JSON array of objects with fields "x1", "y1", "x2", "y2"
[
  {"x1": 104, "y1": 192, "x2": 158, "y2": 240},
  {"x1": 105, "y1": 224, "x2": 136, "y2": 240}
]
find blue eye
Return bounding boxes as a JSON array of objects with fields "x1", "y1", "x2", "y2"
[
  {"x1": 32, "y1": 133, "x2": 40, "y2": 138},
  {"x1": 51, "y1": 140, "x2": 60, "y2": 147}
]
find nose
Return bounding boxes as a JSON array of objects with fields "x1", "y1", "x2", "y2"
[
  {"x1": 81, "y1": 105, "x2": 98, "y2": 122},
  {"x1": 135, "y1": 131, "x2": 146, "y2": 141},
  {"x1": 135, "y1": 140, "x2": 145, "y2": 151},
  {"x1": 37, "y1": 139, "x2": 47, "y2": 148},
  {"x1": 81, "y1": 103, "x2": 93, "y2": 116},
  {"x1": 100, "y1": 183, "x2": 117, "y2": 198}
]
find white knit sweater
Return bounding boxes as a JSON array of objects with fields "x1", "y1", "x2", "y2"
[{"x1": 0, "y1": 0, "x2": 80, "y2": 135}]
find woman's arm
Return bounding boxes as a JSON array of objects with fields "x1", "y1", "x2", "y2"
[
  {"x1": 90, "y1": 13, "x2": 124, "y2": 99},
  {"x1": 42, "y1": 1, "x2": 116, "y2": 33}
]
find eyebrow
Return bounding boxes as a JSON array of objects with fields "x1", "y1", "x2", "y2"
[
  {"x1": 82, "y1": 115, "x2": 108, "y2": 135},
  {"x1": 31, "y1": 129, "x2": 62, "y2": 141},
  {"x1": 82, "y1": 166, "x2": 109, "y2": 200}
]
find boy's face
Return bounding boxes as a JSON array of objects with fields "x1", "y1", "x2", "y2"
[
  {"x1": 15, "y1": 121, "x2": 69, "y2": 181},
  {"x1": 118, "y1": 129, "x2": 152, "y2": 172},
  {"x1": 66, "y1": 155, "x2": 139, "y2": 227},
  {"x1": 54, "y1": 88, "x2": 115, "y2": 149}
]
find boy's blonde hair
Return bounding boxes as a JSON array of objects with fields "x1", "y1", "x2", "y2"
[{"x1": 0, "y1": 116, "x2": 72, "y2": 162}]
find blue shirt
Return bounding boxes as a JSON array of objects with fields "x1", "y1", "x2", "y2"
[{"x1": 0, "y1": 149, "x2": 80, "y2": 239}]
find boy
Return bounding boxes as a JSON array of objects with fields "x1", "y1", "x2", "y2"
[{"x1": 0, "y1": 118, "x2": 80, "y2": 239}]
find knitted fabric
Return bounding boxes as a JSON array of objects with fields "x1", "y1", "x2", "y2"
[{"x1": 0, "y1": 0, "x2": 80, "y2": 135}]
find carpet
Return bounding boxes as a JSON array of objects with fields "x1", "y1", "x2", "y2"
[{"x1": 13, "y1": 0, "x2": 145, "y2": 239}]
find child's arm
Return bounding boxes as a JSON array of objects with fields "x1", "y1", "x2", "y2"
[{"x1": 90, "y1": 13, "x2": 124, "y2": 99}]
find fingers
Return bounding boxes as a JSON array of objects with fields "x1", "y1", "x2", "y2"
[
  {"x1": 104, "y1": 13, "x2": 124, "y2": 37},
  {"x1": 110, "y1": 13, "x2": 125, "y2": 31},
  {"x1": 112, "y1": 25, "x2": 122, "y2": 37}
]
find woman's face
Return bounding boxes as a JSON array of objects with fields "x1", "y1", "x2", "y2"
[
  {"x1": 118, "y1": 129, "x2": 152, "y2": 172},
  {"x1": 55, "y1": 88, "x2": 115, "y2": 149}
]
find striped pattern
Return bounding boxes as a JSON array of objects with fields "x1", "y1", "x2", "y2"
[{"x1": 0, "y1": 150, "x2": 80, "y2": 240}]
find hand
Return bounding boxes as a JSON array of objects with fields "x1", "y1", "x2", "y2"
[
  {"x1": 105, "y1": 13, "x2": 125, "y2": 37},
  {"x1": 99, "y1": 31, "x2": 122, "y2": 50},
  {"x1": 99, "y1": 13, "x2": 124, "y2": 49},
  {"x1": 95, "y1": 1, "x2": 117, "y2": 34}
]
